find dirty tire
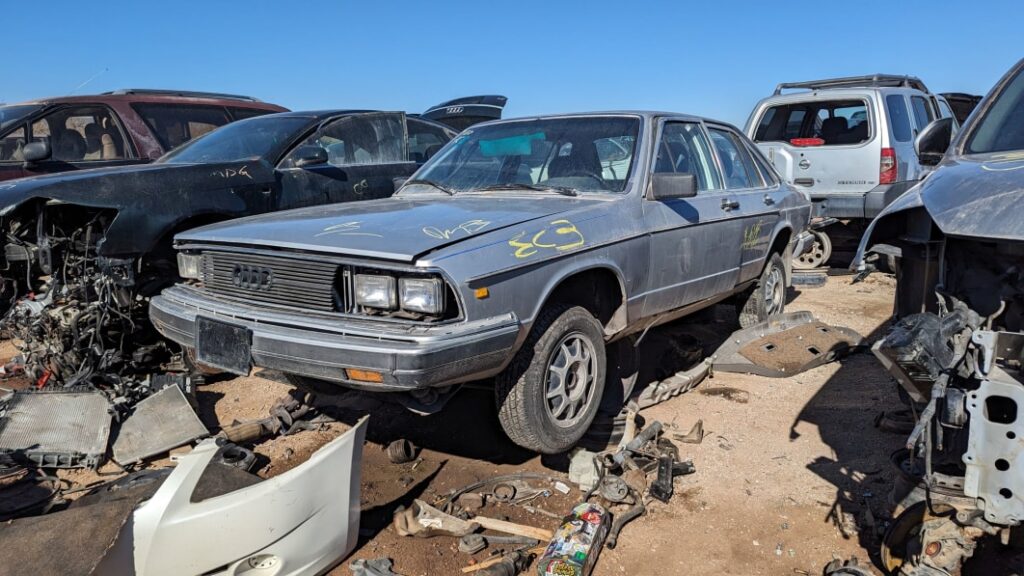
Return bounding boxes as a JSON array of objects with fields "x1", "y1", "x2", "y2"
[
  {"x1": 738, "y1": 252, "x2": 786, "y2": 329},
  {"x1": 495, "y1": 305, "x2": 607, "y2": 454},
  {"x1": 283, "y1": 373, "x2": 348, "y2": 396},
  {"x1": 793, "y1": 229, "x2": 832, "y2": 270}
]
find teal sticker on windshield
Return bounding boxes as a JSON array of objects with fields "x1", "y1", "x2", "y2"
[{"x1": 479, "y1": 132, "x2": 545, "y2": 157}]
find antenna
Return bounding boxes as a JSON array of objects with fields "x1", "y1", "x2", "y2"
[{"x1": 68, "y1": 67, "x2": 109, "y2": 96}]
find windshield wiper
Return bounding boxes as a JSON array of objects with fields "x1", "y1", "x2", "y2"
[
  {"x1": 404, "y1": 178, "x2": 455, "y2": 196},
  {"x1": 475, "y1": 183, "x2": 578, "y2": 197}
]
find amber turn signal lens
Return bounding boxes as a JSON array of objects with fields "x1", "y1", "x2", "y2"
[
  {"x1": 347, "y1": 369, "x2": 383, "y2": 383},
  {"x1": 474, "y1": 287, "x2": 490, "y2": 299}
]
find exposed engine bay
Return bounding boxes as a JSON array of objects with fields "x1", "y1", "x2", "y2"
[
  {"x1": 865, "y1": 216, "x2": 1024, "y2": 575},
  {"x1": 1, "y1": 201, "x2": 182, "y2": 408}
]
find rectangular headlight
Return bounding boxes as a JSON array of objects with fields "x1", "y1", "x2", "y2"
[
  {"x1": 354, "y1": 274, "x2": 397, "y2": 309},
  {"x1": 177, "y1": 252, "x2": 202, "y2": 280},
  {"x1": 399, "y1": 277, "x2": 445, "y2": 315}
]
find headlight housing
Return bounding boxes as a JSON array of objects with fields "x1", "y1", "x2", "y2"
[
  {"x1": 177, "y1": 253, "x2": 202, "y2": 280},
  {"x1": 354, "y1": 274, "x2": 397, "y2": 310},
  {"x1": 399, "y1": 277, "x2": 445, "y2": 315}
]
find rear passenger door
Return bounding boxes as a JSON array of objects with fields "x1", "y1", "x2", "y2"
[
  {"x1": 706, "y1": 126, "x2": 780, "y2": 284},
  {"x1": 642, "y1": 121, "x2": 742, "y2": 316}
]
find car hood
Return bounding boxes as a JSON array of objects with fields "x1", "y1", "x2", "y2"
[
  {"x1": 854, "y1": 152, "x2": 1024, "y2": 267},
  {"x1": 0, "y1": 160, "x2": 271, "y2": 256},
  {"x1": 177, "y1": 194, "x2": 591, "y2": 262}
]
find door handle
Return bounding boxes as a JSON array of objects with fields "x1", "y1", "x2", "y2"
[
  {"x1": 720, "y1": 198, "x2": 740, "y2": 211},
  {"x1": 763, "y1": 194, "x2": 775, "y2": 205}
]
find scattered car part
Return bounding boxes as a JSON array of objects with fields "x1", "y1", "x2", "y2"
[
  {"x1": 569, "y1": 448, "x2": 601, "y2": 492},
  {"x1": 456, "y1": 492, "x2": 486, "y2": 510},
  {"x1": 536, "y1": 502, "x2": 610, "y2": 576},
  {"x1": 606, "y1": 494, "x2": 645, "y2": 550},
  {"x1": 473, "y1": 515, "x2": 554, "y2": 542},
  {"x1": 386, "y1": 438, "x2": 417, "y2": 464},
  {"x1": 713, "y1": 311, "x2": 863, "y2": 377},
  {"x1": 349, "y1": 557, "x2": 404, "y2": 576},
  {"x1": 597, "y1": 474, "x2": 631, "y2": 504},
  {"x1": 93, "y1": 416, "x2": 368, "y2": 576},
  {"x1": 111, "y1": 383, "x2": 207, "y2": 465},
  {"x1": 218, "y1": 391, "x2": 320, "y2": 444},
  {"x1": 649, "y1": 454, "x2": 676, "y2": 503},
  {"x1": 634, "y1": 358, "x2": 713, "y2": 409},
  {"x1": 213, "y1": 441, "x2": 257, "y2": 472},
  {"x1": 439, "y1": 472, "x2": 567, "y2": 515},
  {"x1": 393, "y1": 499, "x2": 480, "y2": 538},
  {"x1": 459, "y1": 533, "x2": 488, "y2": 554},
  {"x1": 823, "y1": 556, "x2": 876, "y2": 576},
  {"x1": 674, "y1": 419, "x2": 705, "y2": 444},
  {"x1": 791, "y1": 269, "x2": 828, "y2": 287},
  {"x1": 471, "y1": 550, "x2": 531, "y2": 576},
  {"x1": 794, "y1": 229, "x2": 832, "y2": 270},
  {"x1": 0, "y1": 388, "x2": 111, "y2": 468},
  {"x1": 0, "y1": 457, "x2": 60, "y2": 520}
]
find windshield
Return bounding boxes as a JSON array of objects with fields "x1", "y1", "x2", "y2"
[
  {"x1": 406, "y1": 116, "x2": 641, "y2": 194},
  {"x1": 0, "y1": 104, "x2": 42, "y2": 133},
  {"x1": 158, "y1": 115, "x2": 310, "y2": 164},
  {"x1": 966, "y1": 65, "x2": 1024, "y2": 154}
]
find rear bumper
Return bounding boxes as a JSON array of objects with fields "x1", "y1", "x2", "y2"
[
  {"x1": 810, "y1": 181, "x2": 918, "y2": 219},
  {"x1": 150, "y1": 285, "x2": 521, "y2": 391}
]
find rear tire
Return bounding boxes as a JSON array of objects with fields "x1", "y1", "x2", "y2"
[
  {"x1": 793, "y1": 229, "x2": 832, "y2": 270},
  {"x1": 495, "y1": 305, "x2": 606, "y2": 454},
  {"x1": 738, "y1": 253, "x2": 787, "y2": 329}
]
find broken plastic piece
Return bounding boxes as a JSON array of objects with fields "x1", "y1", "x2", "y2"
[
  {"x1": 393, "y1": 499, "x2": 480, "y2": 538},
  {"x1": 95, "y1": 416, "x2": 368, "y2": 575},
  {"x1": 350, "y1": 557, "x2": 404, "y2": 576}
]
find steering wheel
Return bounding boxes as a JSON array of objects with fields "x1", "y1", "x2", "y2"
[{"x1": 559, "y1": 169, "x2": 606, "y2": 189}]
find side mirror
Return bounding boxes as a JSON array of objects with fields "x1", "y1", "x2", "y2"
[
  {"x1": 293, "y1": 145, "x2": 328, "y2": 167},
  {"x1": 650, "y1": 173, "x2": 697, "y2": 200},
  {"x1": 914, "y1": 117, "x2": 953, "y2": 166},
  {"x1": 22, "y1": 141, "x2": 51, "y2": 164}
]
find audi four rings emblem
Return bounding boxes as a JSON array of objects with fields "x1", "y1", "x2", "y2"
[{"x1": 232, "y1": 264, "x2": 273, "y2": 291}]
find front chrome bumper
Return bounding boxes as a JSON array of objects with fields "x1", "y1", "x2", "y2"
[{"x1": 150, "y1": 285, "x2": 521, "y2": 391}]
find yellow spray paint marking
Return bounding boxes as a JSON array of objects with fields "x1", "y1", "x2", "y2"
[
  {"x1": 509, "y1": 219, "x2": 585, "y2": 259},
  {"x1": 741, "y1": 220, "x2": 763, "y2": 249}
]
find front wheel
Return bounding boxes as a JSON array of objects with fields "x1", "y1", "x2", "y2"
[
  {"x1": 738, "y1": 252, "x2": 787, "y2": 329},
  {"x1": 495, "y1": 305, "x2": 606, "y2": 454}
]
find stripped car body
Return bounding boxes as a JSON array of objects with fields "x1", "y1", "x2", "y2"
[
  {"x1": 152, "y1": 111, "x2": 811, "y2": 452},
  {"x1": 856, "y1": 59, "x2": 1024, "y2": 575},
  {"x1": 0, "y1": 99, "x2": 504, "y2": 391}
]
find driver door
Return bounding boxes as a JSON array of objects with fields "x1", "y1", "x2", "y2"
[
  {"x1": 641, "y1": 121, "x2": 744, "y2": 316},
  {"x1": 277, "y1": 112, "x2": 420, "y2": 209}
]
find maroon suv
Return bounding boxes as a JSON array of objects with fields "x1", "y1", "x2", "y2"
[{"x1": 0, "y1": 89, "x2": 287, "y2": 181}]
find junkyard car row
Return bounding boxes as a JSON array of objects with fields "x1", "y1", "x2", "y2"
[{"x1": 0, "y1": 58, "x2": 1020, "y2": 576}]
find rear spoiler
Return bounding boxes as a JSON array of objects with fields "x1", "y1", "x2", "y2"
[{"x1": 421, "y1": 95, "x2": 508, "y2": 131}]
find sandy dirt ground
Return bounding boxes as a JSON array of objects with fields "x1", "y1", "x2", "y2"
[{"x1": 4, "y1": 274, "x2": 1022, "y2": 575}]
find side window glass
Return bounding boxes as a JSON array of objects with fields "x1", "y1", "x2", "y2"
[
  {"x1": 910, "y1": 96, "x2": 933, "y2": 130},
  {"x1": 746, "y1": 141, "x2": 776, "y2": 186},
  {"x1": 30, "y1": 106, "x2": 128, "y2": 162},
  {"x1": 654, "y1": 123, "x2": 721, "y2": 192},
  {"x1": 886, "y1": 94, "x2": 913, "y2": 142},
  {"x1": 0, "y1": 126, "x2": 26, "y2": 162},
  {"x1": 406, "y1": 119, "x2": 450, "y2": 163},
  {"x1": 288, "y1": 113, "x2": 408, "y2": 167},
  {"x1": 131, "y1": 104, "x2": 232, "y2": 151},
  {"x1": 709, "y1": 128, "x2": 759, "y2": 189}
]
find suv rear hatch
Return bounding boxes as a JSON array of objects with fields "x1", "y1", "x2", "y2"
[{"x1": 748, "y1": 96, "x2": 883, "y2": 202}]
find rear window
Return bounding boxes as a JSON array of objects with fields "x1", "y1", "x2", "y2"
[
  {"x1": 886, "y1": 95, "x2": 913, "y2": 142},
  {"x1": 754, "y1": 99, "x2": 870, "y2": 146},
  {"x1": 131, "y1": 103, "x2": 232, "y2": 151}
]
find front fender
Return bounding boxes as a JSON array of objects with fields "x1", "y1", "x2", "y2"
[{"x1": 852, "y1": 183, "x2": 925, "y2": 270}]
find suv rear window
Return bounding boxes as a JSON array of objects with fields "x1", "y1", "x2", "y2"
[
  {"x1": 131, "y1": 103, "x2": 232, "y2": 151},
  {"x1": 754, "y1": 99, "x2": 870, "y2": 146}
]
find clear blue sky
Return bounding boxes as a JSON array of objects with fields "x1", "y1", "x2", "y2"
[{"x1": 3, "y1": 0, "x2": 1020, "y2": 127}]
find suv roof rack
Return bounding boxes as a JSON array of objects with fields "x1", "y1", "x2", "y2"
[
  {"x1": 101, "y1": 89, "x2": 262, "y2": 102},
  {"x1": 773, "y1": 74, "x2": 930, "y2": 95}
]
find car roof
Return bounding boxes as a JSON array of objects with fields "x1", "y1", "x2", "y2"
[
  {"x1": 466, "y1": 110, "x2": 731, "y2": 127},
  {"x1": 14, "y1": 91, "x2": 287, "y2": 111}
]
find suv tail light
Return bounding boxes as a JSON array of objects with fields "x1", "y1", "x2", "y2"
[{"x1": 880, "y1": 147, "x2": 897, "y2": 184}]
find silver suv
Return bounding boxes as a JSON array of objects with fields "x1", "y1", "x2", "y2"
[{"x1": 745, "y1": 75, "x2": 958, "y2": 268}]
